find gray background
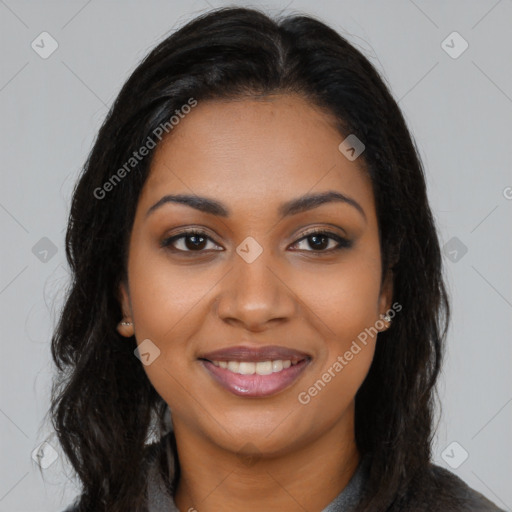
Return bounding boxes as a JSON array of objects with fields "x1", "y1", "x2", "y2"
[{"x1": 1, "y1": 0, "x2": 511, "y2": 510}]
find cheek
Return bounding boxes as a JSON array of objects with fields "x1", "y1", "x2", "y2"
[
  {"x1": 293, "y1": 252, "x2": 382, "y2": 340},
  {"x1": 125, "y1": 245, "x2": 212, "y2": 401},
  {"x1": 292, "y1": 248, "x2": 381, "y2": 402},
  {"x1": 295, "y1": 259, "x2": 381, "y2": 423},
  {"x1": 127, "y1": 241, "x2": 211, "y2": 339},
  {"x1": 295, "y1": 342, "x2": 375, "y2": 437}
]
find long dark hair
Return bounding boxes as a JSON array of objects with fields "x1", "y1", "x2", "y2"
[{"x1": 51, "y1": 6, "x2": 450, "y2": 511}]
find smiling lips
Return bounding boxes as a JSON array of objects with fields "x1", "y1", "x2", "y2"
[{"x1": 199, "y1": 345, "x2": 311, "y2": 397}]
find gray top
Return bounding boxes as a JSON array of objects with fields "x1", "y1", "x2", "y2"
[{"x1": 65, "y1": 433, "x2": 506, "y2": 511}]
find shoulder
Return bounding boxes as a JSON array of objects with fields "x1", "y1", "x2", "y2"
[{"x1": 402, "y1": 463, "x2": 505, "y2": 511}]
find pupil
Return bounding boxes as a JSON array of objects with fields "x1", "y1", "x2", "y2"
[
  {"x1": 309, "y1": 235, "x2": 328, "y2": 250},
  {"x1": 186, "y1": 235, "x2": 206, "y2": 250}
]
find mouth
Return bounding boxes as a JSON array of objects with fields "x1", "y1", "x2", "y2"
[{"x1": 198, "y1": 345, "x2": 311, "y2": 398}]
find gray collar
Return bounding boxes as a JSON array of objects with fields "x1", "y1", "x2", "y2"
[{"x1": 147, "y1": 435, "x2": 369, "y2": 512}]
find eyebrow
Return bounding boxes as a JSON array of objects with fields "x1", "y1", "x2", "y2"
[{"x1": 145, "y1": 190, "x2": 366, "y2": 222}]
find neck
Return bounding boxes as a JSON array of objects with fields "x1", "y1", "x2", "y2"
[{"x1": 172, "y1": 405, "x2": 360, "y2": 512}]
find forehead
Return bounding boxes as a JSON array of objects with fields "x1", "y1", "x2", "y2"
[{"x1": 140, "y1": 94, "x2": 374, "y2": 217}]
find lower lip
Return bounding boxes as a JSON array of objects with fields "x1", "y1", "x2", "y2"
[{"x1": 200, "y1": 359, "x2": 309, "y2": 398}]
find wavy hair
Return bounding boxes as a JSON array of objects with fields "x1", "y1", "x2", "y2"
[{"x1": 51, "y1": 6, "x2": 450, "y2": 511}]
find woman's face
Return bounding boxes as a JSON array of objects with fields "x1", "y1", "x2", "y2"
[{"x1": 119, "y1": 93, "x2": 393, "y2": 457}]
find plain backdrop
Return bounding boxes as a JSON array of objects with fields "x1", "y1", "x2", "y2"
[{"x1": 1, "y1": 1, "x2": 511, "y2": 510}]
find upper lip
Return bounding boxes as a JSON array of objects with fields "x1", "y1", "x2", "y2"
[{"x1": 199, "y1": 345, "x2": 311, "y2": 363}]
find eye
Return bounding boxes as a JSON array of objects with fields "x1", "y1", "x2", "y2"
[
  {"x1": 160, "y1": 229, "x2": 223, "y2": 253},
  {"x1": 290, "y1": 229, "x2": 352, "y2": 253},
  {"x1": 161, "y1": 228, "x2": 352, "y2": 255}
]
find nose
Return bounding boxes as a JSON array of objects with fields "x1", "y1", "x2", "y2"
[{"x1": 214, "y1": 247, "x2": 297, "y2": 331}]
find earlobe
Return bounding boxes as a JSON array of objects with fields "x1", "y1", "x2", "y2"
[
  {"x1": 116, "y1": 281, "x2": 135, "y2": 337},
  {"x1": 117, "y1": 319, "x2": 134, "y2": 337}
]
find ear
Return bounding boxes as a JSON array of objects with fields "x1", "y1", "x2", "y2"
[
  {"x1": 117, "y1": 280, "x2": 132, "y2": 318},
  {"x1": 377, "y1": 267, "x2": 394, "y2": 329},
  {"x1": 116, "y1": 280, "x2": 134, "y2": 337}
]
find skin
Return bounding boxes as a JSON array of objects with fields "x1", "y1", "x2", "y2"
[{"x1": 117, "y1": 93, "x2": 393, "y2": 512}]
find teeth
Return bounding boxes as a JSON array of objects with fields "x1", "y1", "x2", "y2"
[
  {"x1": 254, "y1": 361, "x2": 272, "y2": 375},
  {"x1": 227, "y1": 361, "x2": 239, "y2": 373},
  {"x1": 239, "y1": 362, "x2": 256, "y2": 374},
  {"x1": 211, "y1": 359, "x2": 297, "y2": 375},
  {"x1": 272, "y1": 360, "x2": 283, "y2": 372}
]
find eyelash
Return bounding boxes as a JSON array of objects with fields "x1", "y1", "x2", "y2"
[{"x1": 160, "y1": 228, "x2": 352, "y2": 255}]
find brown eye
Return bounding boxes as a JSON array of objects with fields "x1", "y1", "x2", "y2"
[
  {"x1": 161, "y1": 230, "x2": 222, "y2": 252},
  {"x1": 291, "y1": 230, "x2": 352, "y2": 253}
]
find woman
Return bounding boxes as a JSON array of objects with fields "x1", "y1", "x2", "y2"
[{"x1": 52, "y1": 7, "x2": 504, "y2": 512}]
